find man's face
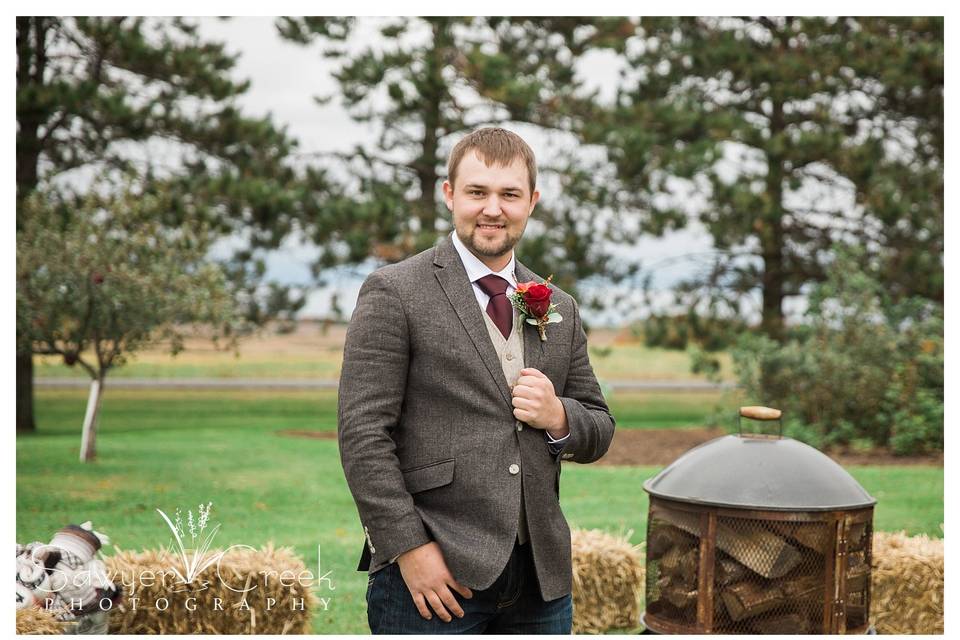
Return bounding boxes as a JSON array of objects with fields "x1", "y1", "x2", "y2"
[{"x1": 443, "y1": 151, "x2": 540, "y2": 267}]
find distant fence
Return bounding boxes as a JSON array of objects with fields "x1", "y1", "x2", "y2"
[{"x1": 37, "y1": 378, "x2": 734, "y2": 392}]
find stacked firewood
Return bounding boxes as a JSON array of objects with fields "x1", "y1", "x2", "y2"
[
  {"x1": 646, "y1": 508, "x2": 831, "y2": 634},
  {"x1": 645, "y1": 512, "x2": 700, "y2": 622},
  {"x1": 841, "y1": 521, "x2": 871, "y2": 629}
]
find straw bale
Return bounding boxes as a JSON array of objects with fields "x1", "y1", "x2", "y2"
[
  {"x1": 870, "y1": 530, "x2": 943, "y2": 635},
  {"x1": 103, "y1": 542, "x2": 317, "y2": 634},
  {"x1": 571, "y1": 529, "x2": 645, "y2": 634},
  {"x1": 15, "y1": 608, "x2": 62, "y2": 635}
]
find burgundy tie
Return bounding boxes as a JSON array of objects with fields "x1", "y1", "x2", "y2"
[{"x1": 476, "y1": 275, "x2": 513, "y2": 339}]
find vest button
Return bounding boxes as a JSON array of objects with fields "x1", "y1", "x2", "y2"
[{"x1": 506, "y1": 352, "x2": 514, "y2": 361}]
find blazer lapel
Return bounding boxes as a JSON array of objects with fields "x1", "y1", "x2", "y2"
[
  {"x1": 433, "y1": 238, "x2": 514, "y2": 408},
  {"x1": 514, "y1": 261, "x2": 545, "y2": 372}
]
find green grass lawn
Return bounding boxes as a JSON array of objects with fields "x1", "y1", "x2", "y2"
[
  {"x1": 17, "y1": 388, "x2": 942, "y2": 634},
  {"x1": 606, "y1": 389, "x2": 742, "y2": 429}
]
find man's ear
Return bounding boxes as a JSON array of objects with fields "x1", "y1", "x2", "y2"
[
  {"x1": 442, "y1": 181, "x2": 455, "y2": 211},
  {"x1": 528, "y1": 189, "x2": 540, "y2": 214}
]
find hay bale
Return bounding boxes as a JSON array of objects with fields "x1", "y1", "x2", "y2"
[
  {"x1": 104, "y1": 543, "x2": 317, "y2": 634},
  {"x1": 871, "y1": 530, "x2": 943, "y2": 634},
  {"x1": 15, "y1": 608, "x2": 62, "y2": 635},
  {"x1": 571, "y1": 529, "x2": 644, "y2": 634}
]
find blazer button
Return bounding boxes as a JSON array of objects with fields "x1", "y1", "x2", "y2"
[
  {"x1": 508, "y1": 463, "x2": 520, "y2": 475},
  {"x1": 516, "y1": 420, "x2": 523, "y2": 431}
]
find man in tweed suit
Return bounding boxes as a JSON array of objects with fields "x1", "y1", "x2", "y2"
[{"x1": 338, "y1": 127, "x2": 615, "y2": 634}]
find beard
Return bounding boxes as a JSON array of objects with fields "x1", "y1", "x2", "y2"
[{"x1": 456, "y1": 221, "x2": 526, "y2": 259}]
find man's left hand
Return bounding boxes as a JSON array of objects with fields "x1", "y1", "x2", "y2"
[{"x1": 511, "y1": 368, "x2": 569, "y2": 439}]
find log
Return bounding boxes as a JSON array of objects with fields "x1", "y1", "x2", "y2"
[
  {"x1": 780, "y1": 573, "x2": 822, "y2": 600},
  {"x1": 660, "y1": 582, "x2": 698, "y2": 609},
  {"x1": 716, "y1": 556, "x2": 749, "y2": 585},
  {"x1": 721, "y1": 580, "x2": 784, "y2": 622},
  {"x1": 846, "y1": 571, "x2": 868, "y2": 594},
  {"x1": 658, "y1": 509, "x2": 802, "y2": 579},
  {"x1": 847, "y1": 549, "x2": 867, "y2": 571},
  {"x1": 752, "y1": 612, "x2": 810, "y2": 634},
  {"x1": 720, "y1": 573, "x2": 822, "y2": 624},
  {"x1": 648, "y1": 522, "x2": 693, "y2": 557},
  {"x1": 660, "y1": 545, "x2": 698, "y2": 579},
  {"x1": 768, "y1": 521, "x2": 829, "y2": 553},
  {"x1": 846, "y1": 563, "x2": 870, "y2": 593},
  {"x1": 657, "y1": 555, "x2": 697, "y2": 592},
  {"x1": 846, "y1": 522, "x2": 868, "y2": 549},
  {"x1": 846, "y1": 602, "x2": 867, "y2": 623}
]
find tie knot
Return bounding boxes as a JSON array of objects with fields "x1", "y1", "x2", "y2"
[{"x1": 475, "y1": 274, "x2": 510, "y2": 298}]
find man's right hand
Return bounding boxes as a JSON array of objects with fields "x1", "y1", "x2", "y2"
[{"x1": 396, "y1": 541, "x2": 473, "y2": 622}]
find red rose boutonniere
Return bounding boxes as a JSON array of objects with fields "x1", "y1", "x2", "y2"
[{"x1": 509, "y1": 275, "x2": 563, "y2": 342}]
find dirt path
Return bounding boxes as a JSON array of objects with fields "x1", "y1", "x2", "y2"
[
  {"x1": 596, "y1": 428, "x2": 943, "y2": 468},
  {"x1": 277, "y1": 427, "x2": 942, "y2": 467}
]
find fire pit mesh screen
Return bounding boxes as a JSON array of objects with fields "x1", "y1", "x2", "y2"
[
  {"x1": 844, "y1": 518, "x2": 872, "y2": 630},
  {"x1": 711, "y1": 515, "x2": 828, "y2": 634},
  {"x1": 642, "y1": 430, "x2": 878, "y2": 634},
  {"x1": 644, "y1": 503, "x2": 702, "y2": 626}
]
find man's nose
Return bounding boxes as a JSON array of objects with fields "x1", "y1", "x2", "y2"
[{"x1": 482, "y1": 195, "x2": 502, "y2": 216}]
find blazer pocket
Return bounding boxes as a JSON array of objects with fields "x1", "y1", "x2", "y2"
[{"x1": 401, "y1": 458, "x2": 455, "y2": 494}]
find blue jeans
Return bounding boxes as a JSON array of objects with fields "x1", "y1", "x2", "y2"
[{"x1": 366, "y1": 541, "x2": 573, "y2": 634}]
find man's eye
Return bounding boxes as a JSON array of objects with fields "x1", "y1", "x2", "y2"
[
  {"x1": 504, "y1": 193, "x2": 518, "y2": 198},
  {"x1": 469, "y1": 190, "x2": 484, "y2": 196}
]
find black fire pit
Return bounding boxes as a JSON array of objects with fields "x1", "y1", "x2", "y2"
[{"x1": 641, "y1": 406, "x2": 876, "y2": 634}]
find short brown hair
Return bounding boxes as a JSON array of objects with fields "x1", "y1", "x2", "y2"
[{"x1": 447, "y1": 127, "x2": 537, "y2": 195}]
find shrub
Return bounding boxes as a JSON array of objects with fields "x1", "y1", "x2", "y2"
[{"x1": 731, "y1": 249, "x2": 943, "y2": 455}]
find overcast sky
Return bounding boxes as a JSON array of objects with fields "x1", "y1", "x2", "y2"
[{"x1": 193, "y1": 17, "x2": 724, "y2": 325}]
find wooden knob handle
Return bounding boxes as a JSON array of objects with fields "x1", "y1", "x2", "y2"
[{"x1": 739, "y1": 406, "x2": 782, "y2": 421}]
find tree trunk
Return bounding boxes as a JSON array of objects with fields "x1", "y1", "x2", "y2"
[
  {"x1": 412, "y1": 18, "x2": 447, "y2": 250},
  {"x1": 16, "y1": 354, "x2": 36, "y2": 433},
  {"x1": 761, "y1": 97, "x2": 787, "y2": 341},
  {"x1": 79, "y1": 376, "x2": 105, "y2": 462},
  {"x1": 16, "y1": 17, "x2": 46, "y2": 433},
  {"x1": 760, "y1": 238, "x2": 785, "y2": 340}
]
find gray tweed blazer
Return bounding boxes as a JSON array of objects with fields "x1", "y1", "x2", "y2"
[{"x1": 337, "y1": 235, "x2": 615, "y2": 601}]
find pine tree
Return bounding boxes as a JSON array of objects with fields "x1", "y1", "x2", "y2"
[
  {"x1": 584, "y1": 17, "x2": 943, "y2": 340},
  {"x1": 278, "y1": 17, "x2": 639, "y2": 307},
  {"x1": 16, "y1": 17, "x2": 327, "y2": 431}
]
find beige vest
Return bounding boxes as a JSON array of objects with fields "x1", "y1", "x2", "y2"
[{"x1": 481, "y1": 306, "x2": 529, "y2": 544}]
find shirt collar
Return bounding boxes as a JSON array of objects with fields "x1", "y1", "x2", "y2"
[{"x1": 451, "y1": 231, "x2": 517, "y2": 287}]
